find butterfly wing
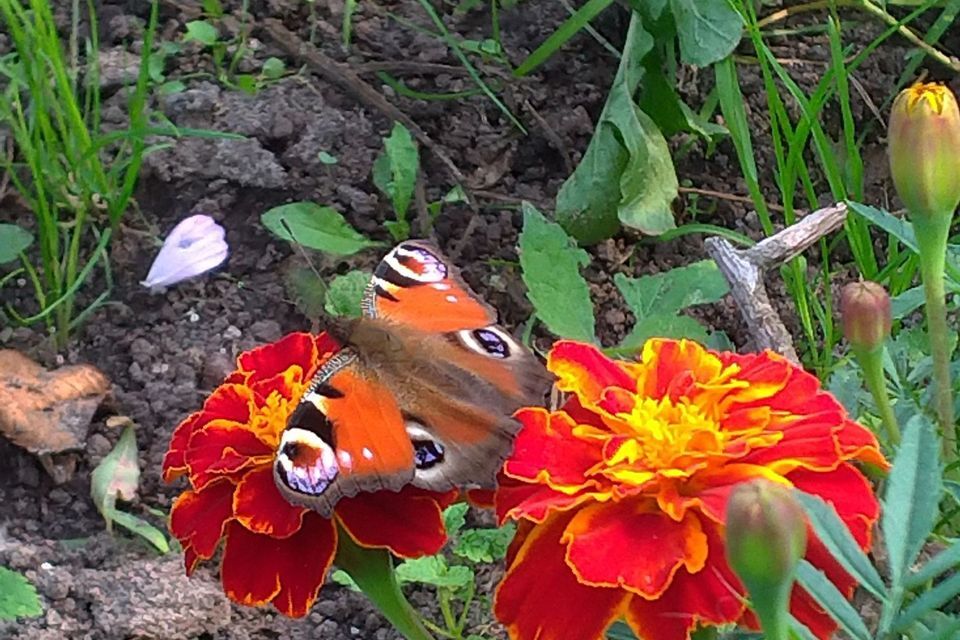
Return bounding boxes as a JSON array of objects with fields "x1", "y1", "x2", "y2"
[{"x1": 273, "y1": 351, "x2": 416, "y2": 517}]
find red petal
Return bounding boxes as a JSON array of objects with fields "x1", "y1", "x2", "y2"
[
  {"x1": 496, "y1": 477, "x2": 598, "y2": 524},
  {"x1": 186, "y1": 423, "x2": 273, "y2": 489},
  {"x1": 836, "y1": 418, "x2": 889, "y2": 469},
  {"x1": 738, "y1": 413, "x2": 845, "y2": 470},
  {"x1": 237, "y1": 333, "x2": 318, "y2": 384},
  {"x1": 201, "y1": 383, "x2": 255, "y2": 424},
  {"x1": 336, "y1": 487, "x2": 448, "y2": 557},
  {"x1": 789, "y1": 464, "x2": 879, "y2": 548},
  {"x1": 626, "y1": 525, "x2": 744, "y2": 640},
  {"x1": 169, "y1": 479, "x2": 235, "y2": 568},
  {"x1": 221, "y1": 514, "x2": 336, "y2": 617},
  {"x1": 504, "y1": 408, "x2": 604, "y2": 488},
  {"x1": 233, "y1": 466, "x2": 307, "y2": 538},
  {"x1": 548, "y1": 341, "x2": 635, "y2": 403},
  {"x1": 495, "y1": 510, "x2": 628, "y2": 640},
  {"x1": 563, "y1": 502, "x2": 708, "y2": 598},
  {"x1": 163, "y1": 412, "x2": 201, "y2": 481}
]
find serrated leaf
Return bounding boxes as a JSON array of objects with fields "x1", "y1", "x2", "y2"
[
  {"x1": 261, "y1": 202, "x2": 380, "y2": 256},
  {"x1": 0, "y1": 567, "x2": 42, "y2": 620},
  {"x1": 519, "y1": 203, "x2": 595, "y2": 341},
  {"x1": 0, "y1": 224, "x2": 33, "y2": 264},
  {"x1": 883, "y1": 414, "x2": 942, "y2": 588},
  {"x1": 324, "y1": 270, "x2": 370, "y2": 318},
  {"x1": 795, "y1": 491, "x2": 886, "y2": 600},
  {"x1": 453, "y1": 523, "x2": 515, "y2": 564},
  {"x1": 443, "y1": 503, "x2": 469, "y2": 538},
  {"x1": 373, "y1": 122, "x2": 419, "y2": 226},
  {"x1": 395, "y1": 556, "x2": 474, "y2": 590},
  {"x1": 283, "y1": 263, "x2": 327, "y2": 321},
  {"x1": 183, "y1": 20, "x2": 219, "y2": 46},
  {"x1": 618, "y1": 314, "x2": 709, "y2": 351},
  {"x1": 555, "y1": 15, "x2": 676, "y2": 243},
  {"x1": 669, "y1": 0, "x2": 742, "y2": 67},
  {"x1": 795, "y1": 561, "x2": 871, "y2": 640}
]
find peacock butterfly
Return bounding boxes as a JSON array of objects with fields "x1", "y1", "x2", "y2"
[{"x1": 273, "y1": 240, "x2": 552, "y2": 516}]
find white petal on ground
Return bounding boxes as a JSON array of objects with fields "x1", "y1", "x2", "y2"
[{"x1": 141, "y1": 215, "x2": 229, "y2": 289}]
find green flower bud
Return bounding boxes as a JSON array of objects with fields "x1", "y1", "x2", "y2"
[
  {"x1": 725, "y1": 480, "x2": 807, "y2": 604},
  {"x1": 888, "y1": 82, "x2": 960, "y2": 219},
  {"x1": 841, "y1": 281, "x2": 892, "y2": 352}
]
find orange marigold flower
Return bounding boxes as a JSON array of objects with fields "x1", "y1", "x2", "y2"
[
  {"x1": 162, "y1": 332, "x2": 456, "y2": 617},
  {"x1": 494, "y1": 339, "x2": 888, "y2": 640}
]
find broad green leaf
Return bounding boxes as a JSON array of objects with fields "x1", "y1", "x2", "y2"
[
  {"x1": 795, "y1": 561, "x2": 871, "y2": 640},
  {"x1": 395, "y1": 556, "x2": 473, "y2": 590},
  {"x1": 261, "y1": 56, "x2": 285, "y2": 79},
  {"x1": 330, "y1": 569, "x2": 360, "y2": 591},
  {"x1": 183, "y1": 20, "x2": 219, "y2": 46},
  {"x1": 0, "y1": 567, "x2": 42, "y2": 620},
  {"x1": 615, "y1": 260, "x2": 728, "y2": 317},
  {"x1": 323, "y1": 270, "x2": 369, "y2": 318},
  {"x1": 443, "y1": 503, "x2": 469, "y2": 538},
  {"x1": 904, "y1": 538, "x2": 960, "y2": 590},
  {"x1": 883, "y1": 414, "x2": 942, "y2": 588},
  {"x1": 519, "y1": 203, "x2": 595, "y2": 342},
  {"x1": 795, "y1": 491, "x2": 886, "y2": 600},
  {"x1": 669, "y1": 0, "x2": 742, "y2": 67},
  {"x1": 891, "y1": 286, "x2": 925, "y2": 320},
  {"x1": 373, "y1": 122, "x2": 419, "y2": 228},
  {"x1": 261, "y1": 202, "x2": 380, "y2": 255},
  {"x1": 284, "y1": 263, "x2": 327, "y2": 321},
  {"x1": 618, "y1": 314, "x2": 709, "y2": 351},
  {"x1": 0, "y1": 223, "x2": 33, "y2": 264},
  {"x1": 637, "y1": 54, "x2": 727, "y2": 139},
  {"x1": 453, "y1": 523, "x2": 515, "y2": 563},
  {"x1": 555, "y1": 15, "x2": 676, "y2": 243}
]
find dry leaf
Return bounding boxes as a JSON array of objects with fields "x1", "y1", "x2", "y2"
[{"x1": 0, "y1": 349, "x2": 110, "y2": 456}]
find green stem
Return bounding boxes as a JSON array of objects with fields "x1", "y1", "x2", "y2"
[
  {"x1": 914, "y1": 216, "x2": 957, "y2": 467},
  {"x1": 851, "y1": 344, "x2": 901, "y2": 445},
  {"x1": 334, "y1": 529, "x2": 435, "y2": 640},
  {"x1": 750, "y1": 586, "x2": 792, "y2": 640}
]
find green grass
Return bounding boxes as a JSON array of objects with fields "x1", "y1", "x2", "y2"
[{"x1": 0, "y1": 0, "x2": 157, "y2": 347}]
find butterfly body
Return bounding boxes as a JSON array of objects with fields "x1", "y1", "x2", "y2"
[{"x1": 274, "y1": 241, "x2": 550, "y2": 516}]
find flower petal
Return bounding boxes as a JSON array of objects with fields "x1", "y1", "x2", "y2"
[
  {"x1": 221, "y1": 514, "x2": 336, "y2": 617},
  {"x1": 169, "y1": 479, "x2": 235, "y2": 573},
  {"x1": 625, "y1": 525, "x2": 744, "y2": 640},
  {"x1": 504, "y1": 408, "x2": 604, "y2": 489},
  {"x1": 548, "y1": 341, "x2": 635, "y2": 403},
  {"x1": 233, "y1": 465, "x2": 307, "y2": 538},
  {"x1": 562, "y1": 501, "x2": 708, "y2": 598},
  {"x1": 141, "y1": 214, "x2": 228, "y2": 289},
  {"x1": 186, "y1": 423, "x2": 274, "y2": 489},
  {"x1": 336, "y1": 487, "x2": 450, "y2": 557},
  {"x1": 162, "y1": 412, "x2": 201, "y2": 481},
  {"x1": 495, "y1": 510, "x2": 628, "y2": 640},
  {"x1": 237, "y1": 332, "x2": 319, "y2": 385}
]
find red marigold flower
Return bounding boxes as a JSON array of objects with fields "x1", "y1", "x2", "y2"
[
  {"x1": 494, "y1": 339, "x2": 888, "y2": 640},
  {"x1": 162, "y1": 332, "x2": 456, "y2": 617}
]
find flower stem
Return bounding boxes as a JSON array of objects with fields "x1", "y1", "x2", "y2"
[
  {"x1": 851, "y1": 345, "x2": 900, "y2": 445},
  {"x1": 914, "y1": 216, "x2": 958, "y2": 467},
  {"x1": 334, "y1": 528, "x2": 435, "y2": 640}
]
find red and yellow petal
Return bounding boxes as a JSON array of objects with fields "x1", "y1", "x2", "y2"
[
  {"x1": 625, "y1": 525, "x2": 744, "y2": 640},
  {"x1": 169, "y1": 479, "x2": 235, "y2": 573},
  {"x1": 237, "y1": 332, "x2": 318, "y2": 383},
  {"x1": 562, "y1": 501, "x2": 708, "y2": 598},
  {"x1": 548, "y1": 341, "x2": 635, "y2": 403},
  {"x1": 221, "y1": 514, "x2": 337, "y2": 617},
  {"x1": 505, "y1": 408, "x2": 604, "y2": 489},
  {"x1": 495, "y1": 510, "x2": 629, "y2": 640},
  {"x1": 185, "y1": 423, "x2": 274, "y2": 489},
  {"x1": 162, "y1": 412, "x2": 202, "y2": 481},
  {"x1": 335, "y1": 487, "x2": 451, "y2": 558},
  {"x1": 233, "y1": 465, "x2": 307, "y2": 538}
]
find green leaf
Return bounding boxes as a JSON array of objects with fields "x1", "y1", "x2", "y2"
[
  {"x1": 0, "y1": 223, "x2": 33, "y2": 264},
  {"x1": 443, "y1": 503, "x2": 469, "y2": 538},
  {"x1": 891, "y1": 286, "x2": 926, "y2": 320},
  {"x1": 519, "y1": 202, "x2": 595, "y2": 341},
  {"x1": 235, "y1": 74, "x2": 257, "y2": 95},
  {"x1": 283, "y1": 263, "x2": 327, "y2": 321},
  {"x1": 324, "y1": 270, "x2": 370, "y2": 318},
  {"x1": 904, "y1": 538, "x2": 960, "y2": 590},
  {"x1": 883, "y1": 414, "x2": 942, "y2": 588},
  {"x1": 261, "y1": 56, "x2": 286, "y2": 79},
  {"x1": 373, "y1": 122, "x2": 419, "y2": 224},
  {"x1": 847, "y1": 201, "x2": 918, "y2": 252},
  {"x1": 618, "y1": 314, "x2": 709, "y2": 351},
  {"x1": 453, "y1": 523, "x2": 516, "y2": 563},
  {"x1": 158, "y1": 80, "x2": 186, "y2": 96},
  {"x1": 795, "y1": 561, "x2": 871, "y2": 640},
  {"x1": 330, "y1": 569, "x2": 360, "y2": 591},
  {"x1": 894, "y1": 573, "x2": 960, "y2": 633},
  {"x1": 669, "y1": 0, "x2": 742, "y2": 67},
  {"x1": 555, "y1": 14, "x2": 676, "y2": 243},
  {"x1": 795, "y1": 491, "x2": 886, "y2": 600},
  {"x1": 606, "y1": 621, "x2": 641, "y2": 640},
  {"x1": 317, "y1": 151, "x2": 339, "y2": 165},
  {"x1": 183, "y1": 20, "x2": 219, "y2": 46},
  {"x1": 108, "y1": 510, "x2": 170, "y2": 553},
  {"x1": 261, "y1": 202, "x2": 380, "y2": 256},
  {"x1": 0, "y1": 567, "x2": 42, "y2": 620},
  {"x1": 394, "y1": 556, "x2": 474, "y2": 590}
]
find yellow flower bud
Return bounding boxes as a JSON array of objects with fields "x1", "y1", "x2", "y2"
[
  {"x1": 841, "y1": 281, "x2": 892, "y2": 352},
  {"x1": 888, "y1": 82, "x2": 960, "y2": 219}
]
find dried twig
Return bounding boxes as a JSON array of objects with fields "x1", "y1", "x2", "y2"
[{"x1": 705, "y1": 202, "x2": 848, "y2": 362}]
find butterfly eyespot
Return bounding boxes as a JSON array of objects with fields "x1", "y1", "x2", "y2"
[
  {"x1": 457, "y1": 326, "x2": 514, "y2": 359},
  {"x1": 413, "y1": 439, "x2": 445, "y2": 469},
  {"x1": 275, "y1": 428, "x2": 339, "y2": 496},
  {"x1": 379, "y1": 244, "x2": 448, "y2": 285}
]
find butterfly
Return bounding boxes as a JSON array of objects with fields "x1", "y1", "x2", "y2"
[{"x1": 273, "y1": 240, "x2": 552, "y2": 516}]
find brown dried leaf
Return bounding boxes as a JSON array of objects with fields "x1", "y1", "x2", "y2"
[{"x1": 0, "y1": 350, "x2": 110, "y2": 455}]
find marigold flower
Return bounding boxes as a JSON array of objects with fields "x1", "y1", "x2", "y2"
[
  {"x1": 162, "y1": 332, "x2": 456, "y2": 617},
  {"x1": 494, "y1": 339, "x2": 888, "y2": 640}
]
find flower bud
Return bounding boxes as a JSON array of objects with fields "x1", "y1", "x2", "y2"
[
  {"x1": 725, "y1": 480, "x2": 807, "y2": 595},
  {"x1": 840, "y1": 281, "x2": 892, "y2": 351},
  {"x1": 888, "y1": 82, "x2": 960, "y2": 218}
]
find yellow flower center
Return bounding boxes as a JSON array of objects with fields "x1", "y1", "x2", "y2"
[
  {"x1": 249, "y1": 385, "x2": 305, "y2": 446},
  {"x1": 903, "y1": 81, "x2": 954, "y2": 115}
]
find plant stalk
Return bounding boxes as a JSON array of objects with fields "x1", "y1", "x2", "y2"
[{"x1": 851, "y1": 344, "x2": 901, "y2": 444}]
